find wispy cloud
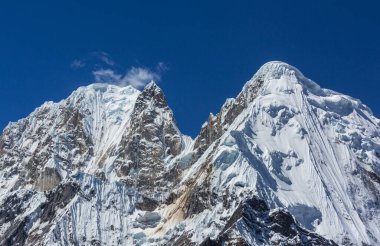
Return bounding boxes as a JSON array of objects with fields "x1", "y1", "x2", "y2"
[
  {"x1": 92, "y1": 69, "x2": 122, "y2": 84},
  {"x1": 93, "y1": 66, "x2": 163, "y2": 89},
  {"x1": 92, "y1": 51, "x2": 116, "y2": 66},
  {"x1": 70, "y1": 59, "x2": 86, "y2": 69},
  {"x1": 71, "y1": 51, "x2": 167, "y2": 89},
  {"x1": 122, "y1": 67, "x2": 160, "y2": 88},
  {"x1": 156, "y1": 61, "x2": 169, "y2": 73},
  {"x1": 70, "y1": 51, "x2": 115, "y2": 70}
]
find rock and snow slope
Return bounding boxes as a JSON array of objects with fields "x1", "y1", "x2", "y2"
[{"x1": 0, "y1": 61, "x2": 379, "y2": 245}]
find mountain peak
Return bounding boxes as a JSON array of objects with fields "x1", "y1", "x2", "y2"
[
  {"x1": 138, "y1": 81, "x2": 166, "y2": 105},
  {"x1": 144, "y1": 80, "x2": 160, "y2": 91},
  {"x1": 254, "y1": 61, "x2": 304, "y2": 80},
  {"x1": 130, "y1": 80, "x2": 170, "y2": 116}
]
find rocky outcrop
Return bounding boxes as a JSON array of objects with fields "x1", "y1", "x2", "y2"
[
  {"x1": 114, "y1": 82, "x2": 185, "y2": 208},
  {"x1": 0, "y1": 182, "x2": 80, "y2": 245},
  {"x1": 201, "y1": 196, "x2": 337, "y2": 246},
  {"x1": 194, "y1": 76, "x2": 264, "y2": 156},
  {"x1": 0, "y1": 94, "x2": 94, "y2": 193},
  {"x1": 34, "y1": 167, "x2": 62, "y2": 191}
]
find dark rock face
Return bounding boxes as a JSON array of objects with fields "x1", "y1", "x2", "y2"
[
  {"x1": 194, "y1": 114, "x2": 222, "y2": 156},
  {"x1": 194, "y1": 77, "x2": 264, "y2": 157},
  {"x1": 0, "y1": 182, "x2": 80, "y2": 246},
  {"x1": 0, "y1": 191, "x2": 34, "y2": 226},
  {"x1": 200, "y1": 237, "x2": 223, "y2": 246},
  {"x1": 201, "y1": 196, "x2": 337, "y2": 246},
  {"x1": 26, "y1": 182, "x2": 80, "y2": 244},
  {"x1": 269, "y1": 210, "x2": 297, "y2": 237},
  {"x1": 39, "y1": 182, "x2": 80, "y2": 223},
  {"x1": 136, "y1": 196, "x2": 160, "y2": 212},
  {"x1": 114, "y1": 82, "x2": 185, "y2": 209},
  {"x1": 3, "y1": 218, "x2": 29, "y2": 246},
  {"x1": 184, "y1": 182, "x2": 212, "y2": 218},
  {"x1": 0, "y1": 191, "x2": 36, "y2": 246},
  {"x1": 368, "y1": 170, "x2": 380, "y2": 184},
  {"x1": 172, "y1": 233, "x2": 197, "y2": 246},
  {"x1": 182, "y1": 154, "x2": 217, "y2": 219}
]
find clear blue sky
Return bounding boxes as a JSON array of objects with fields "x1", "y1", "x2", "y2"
[{"x1": 1, "y1": 1, "x2": 379, "y2": 137}]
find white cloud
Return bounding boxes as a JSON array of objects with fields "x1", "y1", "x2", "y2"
[
  {"x1": 92, "y1": 66, "x2": 160, "y2": 89},
  {"x1": 123, "y1": 67, "x2": 160, "y2": 88},
  {"x1": 93, "y1": 69, "x2": 122, "y2": 83},
  {"x1": 70, "y1": 59, "x2": 85, "y2": 69},
  {"x1": 89, "y1": 52, "x2": 167, "y2": 89}
]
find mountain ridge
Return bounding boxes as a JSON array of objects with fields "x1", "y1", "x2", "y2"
[{"x1": 1, "y1": 61, "x2": 380, "y2": 245}]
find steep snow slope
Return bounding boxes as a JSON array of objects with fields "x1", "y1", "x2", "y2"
[
  {"x1": 1, "y1": 62, "x2": 379, "y2": 245},
  {"x1": 0, "y1": 83, "x2": 139, "y2": 192}
]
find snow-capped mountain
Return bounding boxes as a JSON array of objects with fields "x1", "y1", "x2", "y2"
[{"x1": 1, "y1": 61, "x2": 379, "y2": 245}]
